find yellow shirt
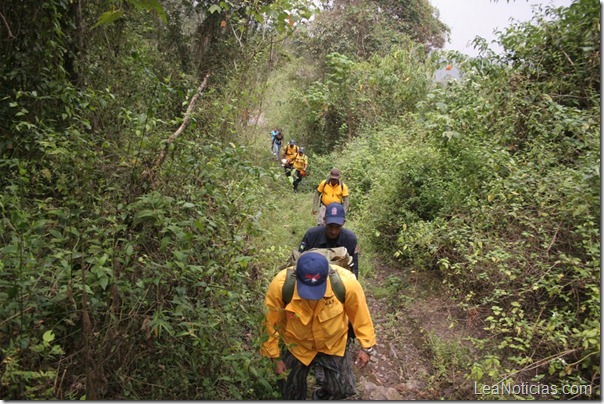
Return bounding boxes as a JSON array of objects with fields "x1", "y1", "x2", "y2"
[
  {"x1": 317, "y1": 180, "x2": 349, "y2": 206},
  {"x1": 261, "y1": 266, "x2": 376, "y2": 366},
  {"x1": 293, "y1": 154, "x2": 308, "y2": 170},
  {"x1": 282, "y1": 145, "x2": 299, "y2": 160}
]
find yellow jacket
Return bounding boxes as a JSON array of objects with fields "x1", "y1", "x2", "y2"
[
  {"x1": 261, "y1": 265, "x2": 376, "y2": 366},
  {"x1": 317, "y1": 180, "x2": 349, "y2": 206},
  {"x1": 292, "y1": 153, "x2": 308, "y2": 171},
  {"x1": 282, "y1": 144, "x2": 299, "y2": 161}
]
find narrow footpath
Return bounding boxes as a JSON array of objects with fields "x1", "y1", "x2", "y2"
[
  {"x1": 248, "y1": 111, "x2": 481, "y2": 400},
  {"x1": 349, "y1": 261, "x2": 482, "y2": 400}
]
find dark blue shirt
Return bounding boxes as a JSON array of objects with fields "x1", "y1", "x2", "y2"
[{"x1": 298, "y1": 226, "x2": 359, "y2": 278}]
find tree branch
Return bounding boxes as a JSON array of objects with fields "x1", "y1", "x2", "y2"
[
  {"x1": 0, "y1": 11, "x2": 15, "y2": 39},
  {"x1": 142, "y1": 73, "x2": 211, "y2": 184}
]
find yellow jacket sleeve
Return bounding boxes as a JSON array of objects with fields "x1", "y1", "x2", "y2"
[
  {"x1": 260, "y1": 269, "x2": 287, "y2": 359},
  {"x1": 338, "y1": 268, "x2": 377, "y2": 349}
]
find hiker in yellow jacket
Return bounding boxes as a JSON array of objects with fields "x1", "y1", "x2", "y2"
[
  {"x1": 261, "y1": 252, "x2": 377, "y2": 400},
  {"x1": 291, "y1": 147, "x2": 309, "y2": 192},
  {"x1": 281, "y1": 139, "x2": 299, "y2": 177},
  {"x1": 312, "y1": 168, "x2": 350, "y2": 225}
]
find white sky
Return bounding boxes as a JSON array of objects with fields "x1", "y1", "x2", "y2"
[{"x1": 429, "y1": 0, "x2": 575, "y2": 57}]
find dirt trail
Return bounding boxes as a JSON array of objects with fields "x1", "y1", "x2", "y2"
[
  {"x1": 248, "y1": 110, "x2": 479, "y2": 400},
  {"x1": 349, "y1": 261, "x2": 480, "y2": 400}
]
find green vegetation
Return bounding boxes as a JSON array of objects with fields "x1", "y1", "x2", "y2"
[
  {"x1": 1, "y1": 0, "x2": 599, "y2": 399},
  {"x1": 425, "y1": 330, "x2": 470, "y2": 383}
]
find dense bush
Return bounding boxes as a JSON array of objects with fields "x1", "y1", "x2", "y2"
[
  {"x1": 279, "y1": 41, "x2": 434, "y2": 154},
  {"x1": 338, "y1": 0, "x2": 600, "y2": 397},
  {"x1": 0, "y1": 137, "x2": 280, "y2": 399},
  {"x1": 0, "y1": 0, "x2": 289, "y2": 399},
  {"x1": 1, "y1": 0, "x2": 599, "y2": 399}
]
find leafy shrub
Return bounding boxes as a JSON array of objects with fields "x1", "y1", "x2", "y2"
[{"x1": 334, "y1": 0, "x2": 599, "y2": 398}]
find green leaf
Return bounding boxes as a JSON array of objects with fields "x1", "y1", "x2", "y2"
[
  {"x1": 300, "y1": 10, "x2": 312, "y2": 19},
  {"x1": 93, "y1": 10, "x2": 125, "y2": 28},
  {"x1": 98, "y1": 253, "x2": 109, "y2": 267},
  {"x1": 208, "y1": 4, "x2": 222, "y2": 14},
  {"x1": 259, "y1": 377, "x2": 273, "y2": 393},
  {"x1": 1, "y1": 244, "x2": 18, "y2": 254},
  {"x1": 133, "y1": 209, "x2": 157, "y2": 225},
  {"x1": 253, "y1": 12, "x2": 264, "y2": 24},
  {"x1": 99, "y1": 276, "x2": 109, "y2": 290},
  {"x1": 43, "y1": 330, "x2": 55, "y2": 343},
  {"x1": 134, "y1": 0, "x2": 167, "y2": 22}
]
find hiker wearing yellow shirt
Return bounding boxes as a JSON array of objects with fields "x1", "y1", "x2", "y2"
[
  {"x1": 260, "y1": 252, "x2": 377, "y2": 400},
  {"x1": 312, "y1": 168, "x2": 350, "y2": 225},
  {"x1": 292, "y1": 147, "x2": 309, "y2": 192},
  {"x1": 281, "y1": 139, "x2": 299, "y2": 176}
]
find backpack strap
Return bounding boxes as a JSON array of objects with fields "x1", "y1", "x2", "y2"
[
  {"x1": 282, "y1": 266, "x2": 345, "y2": 305},
  {"x1": 320, "y1": 178, "x2": 343, "y2": 206},
  {"x1": 329, "y1": 266, "x2": 346, "y2": 304},
  {"x1": 282, "y1": 267, "x2": 296, "y2": 305},
  {"x1": 318, "y1": 179, "x2": 327, "y2": 205}
]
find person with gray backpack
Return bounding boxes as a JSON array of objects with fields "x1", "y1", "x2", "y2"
[
  {"x1": 299, "y1": 202, "x2": 359, "y2": 278},
  {"x1": 297, "y1": 202, "x2": 360, "y2": 387}
]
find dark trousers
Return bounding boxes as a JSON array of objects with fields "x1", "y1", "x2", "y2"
[
  {"x1": 293, "y1": 175, "x2": 303, "y2": 191},
  {"x1": 279, "y1": 349, "x2": 357, "y2": 400}
]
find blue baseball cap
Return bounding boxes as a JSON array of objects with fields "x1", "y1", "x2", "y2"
[
  {"x1": 325, "y1": 202, "x2": 345, "y2": 225},
  {"x1": 295, "y1": 252, "x2": 329, "y2": 300}
]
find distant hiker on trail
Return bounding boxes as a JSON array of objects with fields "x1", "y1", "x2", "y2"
[
  {"x1": 312, "y1": 168, "x2": 350, "y2": 226},
  {"x1": 281, "y1": 139, "x2": 299, "y2": 176},
  {"x1": 299, "y1": 202, "x2": 359, "y2": 278},
  {"x1": 270, "y1": 127, "x2": 283, "y2": 161},
  {"x1": 292, "y1": 147, "x2": 309, "y2": 192},
  {"x1": 261, "y1": 252, "x2": 377, "y2": 400},
  {"x1": 270, "y1": 127, "x2": 278, "y2": 140}
]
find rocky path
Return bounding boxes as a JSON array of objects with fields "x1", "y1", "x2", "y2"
[{"x1": 349, "y1": 262, "x2": 480, "y2": 400}]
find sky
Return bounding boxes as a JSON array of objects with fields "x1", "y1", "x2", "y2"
[{"x1": 428, "y1": 0, "x2": 575, "y2": 57}]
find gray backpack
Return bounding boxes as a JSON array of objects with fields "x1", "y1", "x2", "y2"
[{"x1": 281, "y1": 248, "x2": 351, "y2": 305}]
